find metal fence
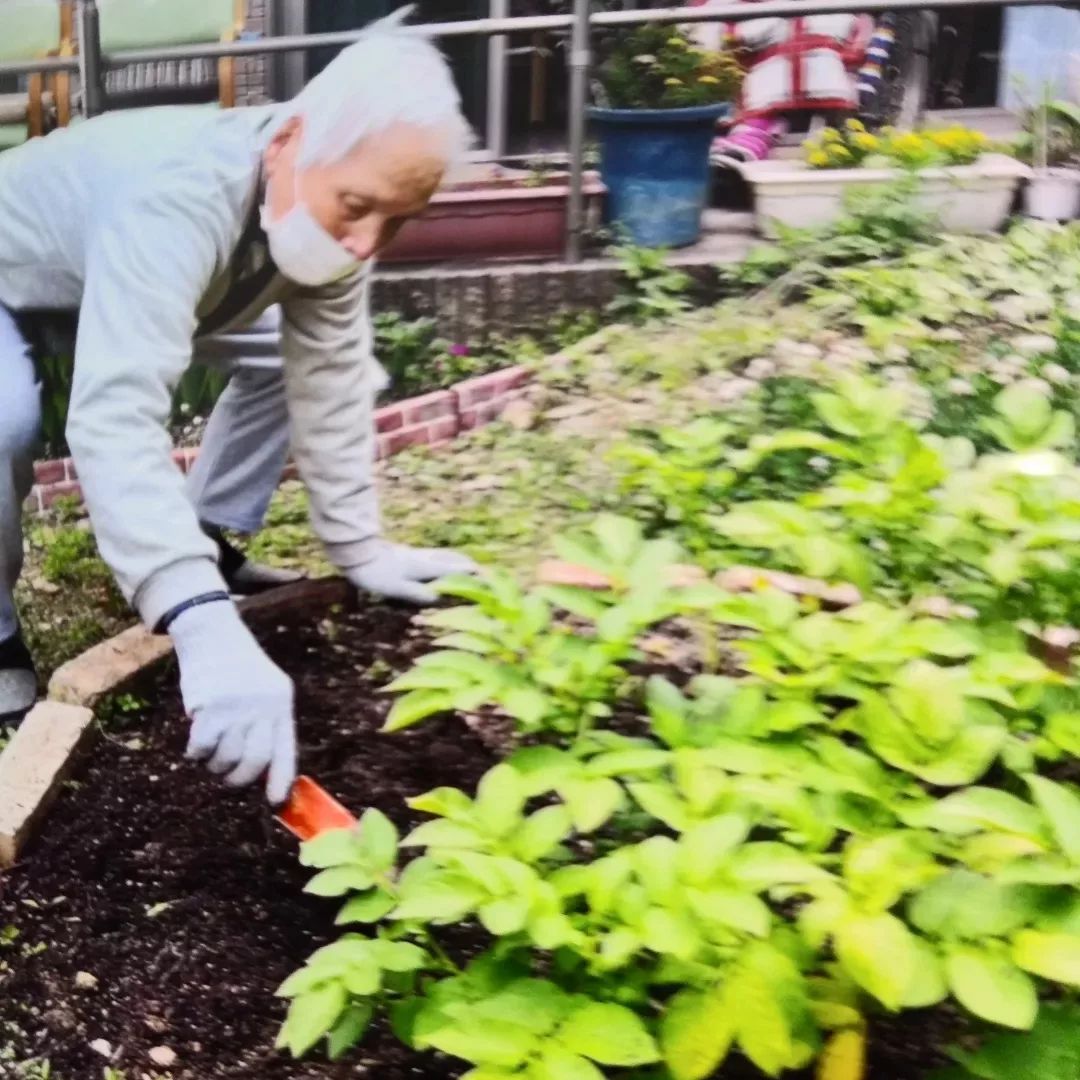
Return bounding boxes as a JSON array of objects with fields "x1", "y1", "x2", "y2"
[{"x1": 0, "y1": 0, "x2": 1058, "y2": 259}]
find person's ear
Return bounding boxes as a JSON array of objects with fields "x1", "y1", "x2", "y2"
[{"x1": 264, "y1": 116, "x2": 303, "y2": 177}]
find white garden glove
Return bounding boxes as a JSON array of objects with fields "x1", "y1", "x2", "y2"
[
  {"x1": 346, "y1": 541, "x2": 478, "y2": 606},
  {"x1": 170, "y1": 601, "x2": 297, "y2": 806}
]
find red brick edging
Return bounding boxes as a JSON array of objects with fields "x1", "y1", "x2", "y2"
[{"x1": 27, "y1": 366, "x2": 532, "y2": 514}]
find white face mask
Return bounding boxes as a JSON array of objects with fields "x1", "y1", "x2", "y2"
[{"x1": 261, "y1": 173, "x2": 360, "y2": 288}]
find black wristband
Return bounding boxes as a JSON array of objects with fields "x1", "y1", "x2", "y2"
[{"x1": 154, "y1": 591, "x2": 232, "y2": 636}]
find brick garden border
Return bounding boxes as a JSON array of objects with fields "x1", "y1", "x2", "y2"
[{"x1": 26, "y1": 365, "x2": 533, "y2": 513}]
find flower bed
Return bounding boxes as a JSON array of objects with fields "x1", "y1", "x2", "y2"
[{"x1": 6, "y1": 207, "x2": 1080, "y2": 1080}]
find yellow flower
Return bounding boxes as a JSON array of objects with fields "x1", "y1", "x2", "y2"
[
  {"x1": 807, "y1": 150, "x2": 831, "y2": 168},
  {"x1": 664, "y1": 77, "x2": 684, "y2": 86},
  {"x1": 698, "y1": 75, "x2": 720, "y2": 85},
  {"x1": 666, "y1": 36, "x2": 687, "y2": 48},
  {"x1": 828, "y1": 143, "x2": 854, "y2": 161},
  {"x1": 852, "y1": 132, "x2": 879, "y2": 152},
  {"x1": 822, "y1": 127, "x2": 843, "y2": 143},
  {"x1": 845, "y1": 117, "x2": 866, "y2": 133}
]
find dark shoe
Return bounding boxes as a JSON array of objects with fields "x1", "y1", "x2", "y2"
[
  {"x1": 206, "y1": 527, "x2": 304, "y2": 598},
  {"x1": 0, "y1": 632, "x2": 38, "y2": 727}
]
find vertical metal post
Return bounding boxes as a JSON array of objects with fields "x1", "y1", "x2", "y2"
[
  {"x1": 565, "y1": 0, "x2": 591, "y2": 262},
  {"x1": 486, "y1": 0, "x2": 510, "y2": 161},
  {"x1": 76, "y1": 0, "x2": 105, "y2": 118}
]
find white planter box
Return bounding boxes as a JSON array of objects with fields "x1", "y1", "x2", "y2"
[
  {"x1": 740, "y1": 154, "x2": 1032, "y2": 238},
  {"x1": 1024, "y1": 168, "x2": 1080, "y2": 222}
]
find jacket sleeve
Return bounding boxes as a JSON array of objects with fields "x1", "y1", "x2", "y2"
[
  {"x1": 280, "y1": 269, "x2": 382, "y2": 572},
  {"x1": 67, "y1": 188, "x2": 234, "y2": 629}
]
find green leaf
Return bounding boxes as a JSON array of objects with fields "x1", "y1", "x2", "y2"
[
  {"x1": 590, "y1": 514, "x2": 644, "y2": 567},
  {"x1": 925, "y1": 789, "x2": 1046, "y2": 841},
  {"x1": 300, "y1": 827, "x2": 363, "y2": 870},
  {"x1": 909, "y1": 870, "x2": 1037, "y2": 940},
  {"x1": 479, "y1": 896, "x2": 531, "y2": 936},
  {"x1": 946, "y1": 945, "x2": 1038, "y2": 1029},
  {"x1": 383, "y1": 689, "x2": 454, "y2": 732},
  {"x1": 888, "y1": 660, "x2": 965, "y2": 743},
  {"x1": 1012, "y1": 930, "x2": 1080, "y2": 986},
  {"x1": 635, "y1": 836, "x2": 680, "y2": 906},
  {"x1": 677, "y1": 815, "x2": 751, "y2": 884},
  {"x1": 514, "y1": 806, "x2": 573, "y2": 863},
  {"x1": 327, "y1": 1003, "x2": 374, "y2": 1061},
  {"x1": 532, "y1": 1048, "x2": 605, "y2": 1080},
  {"x1": 647, "y1": 677, "x2": 690, "y2": 748},
  {"x1": 369, "y1": 940, "x2": 428, "y2": 972},
  {"x1": 727, "y1": 943, "x2": 806, "y2": 1077},
  {"x1": 628, "y1": 781, "x2": 691, "y2": 831},
  {"x1": 1027, "y1": 776, "x2": 1080, "y2": 863},
  {"x1": 585, "y1": 748, "x2": 671, "y2": 779},
  {"x1": 277, "y1": 983, "x2": 348, "y2": 1058},
  {"x1": 404, "y1": 819, "x2": 486, "y2": 850},
  {"x1": 728, "y1": 843, "x2": 829, "y2": 889},
  {"x1": 425, "y1": 606, "x2": 502, "y2": 636},
  {"x1": 336, "y1": 889, "x2": 396, "y2": 925},
  {"x1": 537, "y1": 586, "x2": 610, "y2": 622},
  {"x1": 687, "y1": 888, "x2": 771, "y2": 938},
  {"x1": 903, "y1": 937, "x2": 949, "y2": 1008},
  {"x1": 501, "y1": 687, "x2": 555, "y2": 730},
  {"x1": 476, "y1": 765, "x2": 528, "y2": 837},
  {"x1": 557, "y1": 1002, "x2": 661, "y2": 1066},
  {"x1": 407, "y1": 786, "x2": 475, "y2": 820},
  {"x1": 558, "y1": 779, "x2": 624, "y2": 833},
  {"x1": 304, "y1": 866, "x2": 376, "y2": 898},
  {"x1": 276, "y1": 965, "x2": 331, "y2": 999},
  {"x1": 393, "y1": 877, "x2": 485, "y2": 923},
  {"x1": 660, "y1": 988, "x2": 733, "y2": 1080},
  {"x1": 421, "y1": 1018, "x2": 539, "y2": 1067},
  {"x1": 642, "y1": 907, "x2": 701, "y2": 960},
  {"x1": 470, "y1": 980, "x2": 575, "y2": 1035},
  {"x1": 358, "y1": 808, "x2": 398, "y2": 871},
  {"x1": 835, "y1": 912, "x2": 918, "y2": 1010}
]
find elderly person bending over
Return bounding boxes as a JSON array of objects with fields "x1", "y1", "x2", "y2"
[{"x1": 0, "y1": 13, "x2": 476, "y2": 805}]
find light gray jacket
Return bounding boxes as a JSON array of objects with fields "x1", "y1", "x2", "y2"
[{"x1": 0, "y1": 105, "x2": 380, "y2": 628}]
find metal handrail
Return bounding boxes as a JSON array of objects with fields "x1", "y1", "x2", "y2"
[{"x1": 0, "y1": 0, "x2": 1052, "y2": 258}]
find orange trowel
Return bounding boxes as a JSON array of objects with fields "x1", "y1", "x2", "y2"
[{"x1": 277, "y1": 775, "x2": 358, "y2": 841}]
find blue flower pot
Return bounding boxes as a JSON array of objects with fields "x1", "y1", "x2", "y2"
[{"x1": 588, "y1": 103, "x2": 731, "y2": 249}]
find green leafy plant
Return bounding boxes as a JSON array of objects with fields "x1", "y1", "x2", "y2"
[
  {"x1": 383, "y1": 516, "x2": 688, "y2": 738},
  {"x1": 933, "y1": 1002, "x2": 1080, "y2": 1079},
  {"x1": 606, "y1": 244, "x2": 694, "y2": 323}
]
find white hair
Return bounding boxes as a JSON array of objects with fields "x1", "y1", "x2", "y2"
[{"x1": 289, "y1": 5, "x2": 474, "y2": 169}]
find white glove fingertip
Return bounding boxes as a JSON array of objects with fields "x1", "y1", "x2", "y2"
[
  {"x1": 392, "y1": 580, "x2": 440, "y2": 606},
  {"x1": 186, "y1": 714, "x2": 228, "y2": 762},
  {"x1": 207, "y1": 724, "x2": 249, "y2": 777},
  {"x1": 224, "y1": 738, "x2": 272, "y2": 791},
  {"x1": 266, "y1": 721, "x2": 298, "y2": 808}
]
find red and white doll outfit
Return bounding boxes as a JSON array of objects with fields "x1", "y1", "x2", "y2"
[{"x1": 686, "y1": 0, "x2": 874, "y2": 163}]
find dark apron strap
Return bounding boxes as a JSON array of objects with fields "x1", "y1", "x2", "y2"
[{"x1": 195, "y1": 197, "x2": 278, "y2": 339}]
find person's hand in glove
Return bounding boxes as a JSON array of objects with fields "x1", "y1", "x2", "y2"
[
  {"x1": 170, "y1": 600, "x2": 297, "y2": 806},
  {"x1": 346, "y1": 541, "x2": 478, "y2": 605}
]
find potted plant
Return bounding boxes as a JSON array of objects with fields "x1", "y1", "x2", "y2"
[
  {"x1": 1015, "y1": 93, "x2": 1080, "y2": 222},
  {"x1": 381, "y1": 162, "x2": 606, "y2": 265},
  {"x1": 589, "y1": 23, "x2": 742, "y2": 248},
  {"x1": 742, "y1": 121, "x2": 1031, "y2": 237}
]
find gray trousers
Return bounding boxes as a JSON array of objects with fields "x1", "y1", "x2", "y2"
[{"x1": 0, "y1": 305, "x2": 290, "y2": 643}]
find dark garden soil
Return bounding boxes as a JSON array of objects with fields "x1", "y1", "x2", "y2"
[{"x1": 0, "y1": 599, "x2": 958, "y2": 1080}]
